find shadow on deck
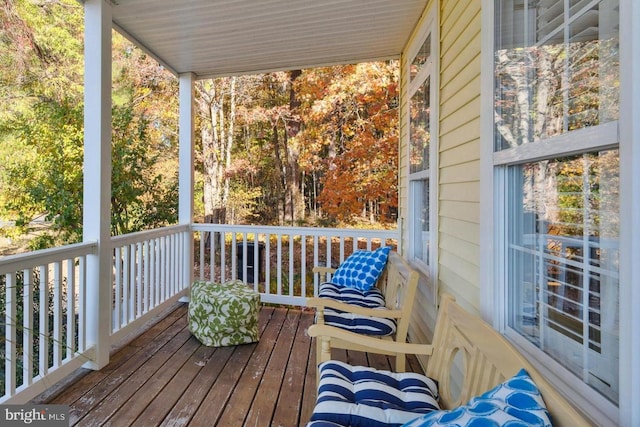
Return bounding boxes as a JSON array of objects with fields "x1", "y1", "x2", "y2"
[{"x1": 43, "y1": 304, "x2": 423, "y2": 426}]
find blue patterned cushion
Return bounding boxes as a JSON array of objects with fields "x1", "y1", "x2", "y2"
[
  {"x1": 319, "y1": 282, "x2": 386, "y2": 308},
  {"x1": 318, "y1": 282, "x2": 396, "y2": 336},
  {"x1": 307, "y1": 422, "x2": 345, "y2": 427},
  {"x1": 402, "y1": 369, "x2": 552, "y2": 427},
  {"x1": 331, "y1": 246, "x2": 391, "y2": 291},
  {"x1": 309, "y1": 361, "x2": 440, "y2": 427}
]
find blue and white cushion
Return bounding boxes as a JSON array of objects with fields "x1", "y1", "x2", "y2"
[
  {"x1": 331, "y1": 246, "x2": 391, "y2": 291},
  {"x1": 402, "y1": 369, "x2": 552, "y2": 427},
  {"x1": 318, "y1": 282, "x2": 397, "y2": 336},
  {"x1": 308, "y1": 361, "x2": 440, "y2": 427}
]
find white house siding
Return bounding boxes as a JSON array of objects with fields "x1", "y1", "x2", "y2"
[
  {"x1": 437, "y1": 0, "x2": 482, "y2": 313},
  {"x1": 399, "y1": 0, "x2": 437, "y2": 351},
  {"x1": 400, "y1": 0, "x2": 483, "y2": 350}
]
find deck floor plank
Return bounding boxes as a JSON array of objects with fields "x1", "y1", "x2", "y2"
[
  {"x1": 212, "y1": 307, "x2": 289, "y2": 426},
  {"x1": 244, "y1": 309, "x2": 302, "y2": 426},
  {"x1": 156, "y1": 345, "x2": 236, "y2": 427},
  {"x1": 45, "y1": 304, "x2": 424, "y2": 427},
  {"x1": 299, "y1": 332, "x2": 318, "y2": 425},
  {"x1": 158, "y1": 307, "x2": 277, "y2": 426},
  {"x1": 64, "y1": 313, "x2": 189, "y2": 424},
  {"x1": 128, "y1": 343, "x2": 217, "y2": 426},
  {"x1": 271, "y1": 309, "x2": 314, "y2": 427},
  {"x1": 73, "y1": 326, "x2": 194, "y2": 426},
  {"x1": 49, "y1": 306, "x2": 188, "y2": 406},
  {"x1": 104, "y1": 335, "x2": 202, "y2": 426}
]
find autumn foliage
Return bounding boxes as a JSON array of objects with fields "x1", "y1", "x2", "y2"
[
  {"x1": 0, "y1": 0, "x2": 400, "y2": 251},
  {"x1": 295, "y1": 63, "x2": 399, "y2": 223}
]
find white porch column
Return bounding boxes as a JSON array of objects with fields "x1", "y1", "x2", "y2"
[
  {"x1": 179, "y1": 73, "x2": 195, "y2": 289},
  {"x1": 83, "y1": 0, "x2": 112, "y2": 369}
]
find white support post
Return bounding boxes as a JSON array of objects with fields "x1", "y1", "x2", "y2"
[
  {"x1": 179, "y1": 73, "x2": 195, "y2": 295},
  {"x1": 83, "y1": 0, "x2": 112, "y2": 370}
]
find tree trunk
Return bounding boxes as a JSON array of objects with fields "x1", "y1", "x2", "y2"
[
  {"x1": 283, "y1": 70, "x2": 304, "y2": 225},
  {"x1": 272, "y1": 122, "x2": 287, "y2": 224},
  {"x1": 199, "y1": 78, "x2": 236, "y2": 225}
]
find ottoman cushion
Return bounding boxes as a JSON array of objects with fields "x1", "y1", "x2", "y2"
[{"x1": 189, "y1": 280, "x2": 260, "y2": 347}]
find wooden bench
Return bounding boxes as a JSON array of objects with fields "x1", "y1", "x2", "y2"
[
  {"x1": 307, "y1": 250, "x2": 419, "y2": 371},
  {"x1": 309, "y1": 294, "x2": 591, "y2": 426}
]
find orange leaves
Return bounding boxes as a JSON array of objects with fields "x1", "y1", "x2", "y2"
[{"x1": 296, "y1": 61, "x2": 399, "y2": 223}]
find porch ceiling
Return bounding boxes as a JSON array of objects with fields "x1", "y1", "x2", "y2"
[{"x1": 112, "y1": 0, "x2": 426, "y2": 79}]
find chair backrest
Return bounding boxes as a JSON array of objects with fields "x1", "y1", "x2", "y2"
[
  {"x1": 425, "y1": 294, "x2": 590, "y2": 427},
  {"x1": 377, "y1": 251, "x2": 419, "y2": 342}
]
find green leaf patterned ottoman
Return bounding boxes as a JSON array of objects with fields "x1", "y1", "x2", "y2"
[{"x1": 188, "y1": 280, "x2": 260, "y2": 347}]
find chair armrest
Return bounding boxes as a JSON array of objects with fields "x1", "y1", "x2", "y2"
[
  {"x1": 308, "y1": 324, "x2": 433, "y2": 362},
  {"x1": 307, "y1": 297, "x2": 403, "y2": 319}
]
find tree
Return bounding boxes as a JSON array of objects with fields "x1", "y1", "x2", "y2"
[
  {"x1": 295, "y1": 62, "x2": 399, "y2": 224},
  {"x1": 197, "y1": 77, "x2": 238, "y2": 225},
  {"x1": 0, "y1": 1, "x2": 180, "y2": 248}
]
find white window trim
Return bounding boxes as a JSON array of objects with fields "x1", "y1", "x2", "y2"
[
  {"x1": 405, "y1": 7, "x2": 439, "y2": 303},
  {"x1": 480, "y1": 0, "x2": 639, "y2": 425},
  {"x1": 493, "y1": 121, "x2": 619, "y2": 166},
  {"x1": 618, "y1": 0, "x2": 640, "y2": 425}
]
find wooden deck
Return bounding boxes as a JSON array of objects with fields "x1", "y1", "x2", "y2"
[{"x1": 45, "y1": 304, "x2": 423, "y2": 427}]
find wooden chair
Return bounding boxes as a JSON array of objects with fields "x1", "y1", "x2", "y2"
[
  {"x1": 308, "y1": 294, "x2": 591, "y2": 427},
  {"x1": 307, "y1": 250, "x2": 419, "y2": 371}
]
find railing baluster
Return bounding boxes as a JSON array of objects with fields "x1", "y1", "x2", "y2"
[
  {"x1": 161, "y1": 236, "x2": 166, "y2": 302},
  {"x1": 129, "y1": 243, "x2": 136, "y2": 321},
  {"x1": 170, "y1": 234, "x2": 176, "y2": 295},
  {"x1": 124, "y1": 245, "x2": 130, "y2": 329},
  {"x1": 277, "y1": 234, "x2": 282, "y2": 296},
  {"x1": 66, "y1": 258, "x2": 75, "y2": 361},
  {"x1": 137, "y1": 242, "x2": 143, "y2": 317},
  {"x1": 23, "y1": 268, "x2": 33, "y2": 387},
  {"x1": 78, "y1": 255, "x2": 86, "y2": 353},
  {"x1": 210, "y1": 231, "x2": 216, "y2": 281},
  {"x1": 219, "y1": 232, "x2": 226, "y2": 283},
  {"x1": 265, "y1": 234, "x2": 271, "y2": 293},
  {"x1": 144, "y1": 240, "x2": 150, "y2": 313},
  {"x1": 114, "y1": 247, "x2": 122, "y2": 330},
  {"x1": 39, "y1": 264, "x2": 49, "y2": 378},
  {"x1": 313, "y1": 235, "x2": 320, "y2": 295},
  {"x1": 53, "y1": 261, "x2": 63, "y2": 367},
  {"x1": 301, "y1": 235, "x2": 307, "y2": 298},
  {"x1": 289, "y1": 233, "x2": 294, "y2": 297},
  {"x1": 153, "y1": 238, "x2": 160, "y2": 307},
  {"x1": 252, "y1": 234, "x2": 259, "y2": 291},
  {"x1": 5, "y1": 272, "x2": 16, "y2": 396},
  {"x1": 231, "y1": 233, "x2": 238, "y2": 282},
  {"x1": 151, "y1": 238, "x2": 158, "y2": 307}
]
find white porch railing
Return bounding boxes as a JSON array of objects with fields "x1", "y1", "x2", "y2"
[
  {"x1": 191, "y1": 224, "x2": 399, "y2": 306},
  {"x1": 0, "y1": 242, "x2": 97, "y2": 403},
  {"x1": 110, "y1": 224, "x2": 191, "y2": 343},
  {"x1": 0, "y1": 223, "x2": 398, "y2": 403}
]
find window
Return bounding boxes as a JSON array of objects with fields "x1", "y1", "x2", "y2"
[
  {"x1": 494, "y1": 0, "x2": 620, "y2": 412},
  {"x1": 408, "y1": 16, "x2": 436, "y2": 276}
]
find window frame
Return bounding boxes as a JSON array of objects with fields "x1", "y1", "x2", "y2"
[
  {"x1": 406, "y1": 9, "x2": 438, "y2": 300},
  {"x1": 483, "y1": 0, "x2": 626, "y2": 424}
]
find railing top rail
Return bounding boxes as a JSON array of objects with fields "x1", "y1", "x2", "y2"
[
  {"x1": 191, "y1": 223, "x2": 399, "y2": 239},
  {"x1": 0, "y1": 241, "x2": 98, "y2": 274},
  {"x1": 110, "y1": 223, "x2": 190, "y2": 246}
]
